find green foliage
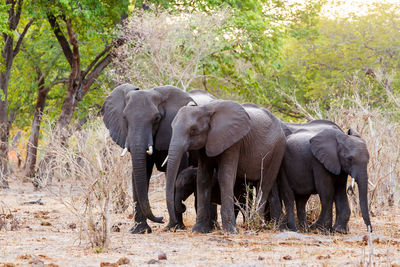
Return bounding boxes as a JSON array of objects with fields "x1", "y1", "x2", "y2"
[
  {"x1": 7, "y1": 0, "x2": 400, "y2": 133},
  {"x1": 278, "y1": 2, "x2": 400, "y2": 119},
  {"x1": 0, "y1": 3, "x2": 10, "y2": 35},
  {"x1": 8, "y1": 0, "x2": 130, "y2": 130}
]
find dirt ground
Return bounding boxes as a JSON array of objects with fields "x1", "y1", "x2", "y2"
[{"x1": 1, "y1": 176, "x2": 400, "y2": 267}]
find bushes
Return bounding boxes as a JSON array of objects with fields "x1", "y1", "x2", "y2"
[{"x1": 36, "y1": 121, "x2": 131, "y2": 249}]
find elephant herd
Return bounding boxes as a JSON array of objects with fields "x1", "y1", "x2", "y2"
[{"x1": 101, "y1": 84, "x2": 372, "y2": 235}]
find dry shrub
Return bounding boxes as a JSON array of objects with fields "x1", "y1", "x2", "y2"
[
  {"x1": 0, "y1": 201, "x2": 19, "y2": 231},
  {"x1": 235, "y1": 184, "x2": 266, "y2": 231},
  {"x1": 37, "y1": 119, "x2": 131, "y2": 249},
  {"x1": 305, "y1": 195, "x2": 321, "y2": 223},
  {"x1": 109, "y1": 10, "x2": 227, "y2": 90}
]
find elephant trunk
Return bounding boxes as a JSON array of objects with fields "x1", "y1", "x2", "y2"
[
  {"x1": 131, "y1": 140, "x2": 163, "y2": 224},
  {"x1": 166, "y1": 144, "x2": 185, "y2": 226},
  {"x1": 356, "y1": 173, "x2": 372, "y2": 232}
]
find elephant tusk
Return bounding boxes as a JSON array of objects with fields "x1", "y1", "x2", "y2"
[
  {"x1": 161, "y1": 155, "x2": 168, "y2": 167},
  {"x1": 146, "y1": 145, "x2": 153, "y2": 155},
  {"x1": 351, "y1": 178, "x2": 355, "y2": 189},
  {"x1": 120, "y1": 147, "x2": 128, "y2": 157}
]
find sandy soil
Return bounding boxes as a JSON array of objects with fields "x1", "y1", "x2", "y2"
[{"x1": 1, "y1": 177, "x2": 400, "y2": 267}]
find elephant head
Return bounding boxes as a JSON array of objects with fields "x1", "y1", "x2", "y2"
[
  {"x1": 166, "y1": 100, "x2": 251, "y2": 225},
  {"x1": 310, "y1": 128, "x2": 372, "y2": 231},
  {"x1": 102, "y1": 84, "x2": 192, "y2": 223}
]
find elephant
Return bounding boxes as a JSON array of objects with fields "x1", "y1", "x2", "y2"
[
  {"x1": 174, "y1": 166, "x2": 251, "y2": 225},
  {"x1": 278, "y1": 120, "x2": 372, "y2": 233},
  {"x1": 101, "y1": 83, "x2": 214, "y2": 234},
  {"x1": 165, "y1": 100, "x2": 286, "y2": 233}
]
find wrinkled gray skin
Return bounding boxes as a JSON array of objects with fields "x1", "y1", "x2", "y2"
[
  {"x1": 278, "y1": 120, "x2": 372, "y2": 233},
  {"x1": 102, "y1": 84, "x2": 214, "y2": 234},
  {"x1": 175, "y1": 166, "x2": 251, "y2": 223},
  {"x1": 166, "y1": 100, "x2": 286, "y2": 233}
]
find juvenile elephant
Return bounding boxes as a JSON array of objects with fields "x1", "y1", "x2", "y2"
[
  {"x1": 279, "y1": 120, "x2": 372, "y2": 233},
  {"x1": 166, "y1": 100, "x2": 286, "y2": 233},
  {"x1": 102, "y1": 84, "x2": 214, "y2": 233}
]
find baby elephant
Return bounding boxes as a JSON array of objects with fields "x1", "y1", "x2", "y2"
[
  {"x1": 174, "y1": 166, "x2": 249, "y2": 228},
  {"x1": 279, "y1": 120, "x2": 372, "y2": 233}
]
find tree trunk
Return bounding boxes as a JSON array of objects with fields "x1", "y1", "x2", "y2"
[
  {"x1": 0, "y1": 31, "x2": 13, "y2": 189},
  {"x1": 33, "y1": 12, "x2": 125, "y2": 188},
  {"x1": 0, "y1": 0, "x2": 33, "y2": 188},
  {"x1": 24, "y1": 75, "x2": 50, "y2": 178},
  {"x1": 0, "y1": 88, "x2": 10, "y2": 188}
]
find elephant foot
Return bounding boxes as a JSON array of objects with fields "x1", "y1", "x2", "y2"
[
  {"x1": 299, "y1": 225, "x2": 310, "y2": 233},
  {"x1": 286, "y1": 221, "x2": 297, "y2": 232},
  {"x1": 310, "y1": 223, "x2": 331, "y2": 234},
  {"x1": 332, "y1": 224, "x2": 348, "y2": 234},
  {"x1": 129, "y1": 222, "x2": 152, "y2": 234},
  {"x1": 222, "y1": 223, "x2": 239, "y2": 234},
  {"x1": 192, "y1": 222, "x2": 212, "y2": 233},
  {"x1": 164, "y1": 221, "x2": 186, "y2": 232},
  {"x1": 298, "y1": 222, "x2": 310, "y2": 233}
]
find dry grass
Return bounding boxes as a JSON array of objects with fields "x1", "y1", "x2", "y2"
[
  {"x1": 0, "y1": 111, "x2": 400, "y2": 265},
  {"x1": 33, "y1": 120, "x2": 132, "y2": 250},
  {"x1": 235, "y1": 184, "x2": 266, "y2": 231},
  {"x1": 0, "y1": 201, "x2": 19, "y2": 231}
]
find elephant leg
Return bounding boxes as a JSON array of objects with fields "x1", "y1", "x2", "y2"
[
  {"x1": 257, "y1": 144, "x2": 285, "y2": 223},
  {"x1": 192, "y1": 155, "x2": 214, "y2": 233},
  {"x1": 217, "y1": 147, "x2": 240, "y2": 234},
  {"x1": 311, "y1": 166, "x2": 334, "y2": 233},
  {"x1": 210, "y1": 203, "x2": 219, "y2": 229},
  {"x1": 295, "y1": 195, "x2": 310, "y2": 232},
  {"x1": 332, "y1": 176, "x2": 350, "y2": 234},
  {"x1": 130, "y1": 158, "x2": 154, "y2": 234},
  {"x1": 269, "y1": 180, "x2": 283, "y2": 226},
  {"x1": 278, "y1": 168, "x2": 297, "y2": 231}
]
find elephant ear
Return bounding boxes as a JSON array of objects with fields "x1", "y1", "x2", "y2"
[
  {"x1": 310, "y1": 129, "x2": 341, "y2": 175},
  {"x1": 101, "y1": 84, "x2": 139, "y2": 148},
  {"x1": 205, "y1": 100, "x2": 251, "y2": 157},
  {"x1": 154, "y1": 86, "x2": 193, "y2": 150},
  {"x1": 281, "y1": 122, "x2": 293, "y2": 137}
]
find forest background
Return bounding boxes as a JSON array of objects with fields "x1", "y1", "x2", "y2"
[{"x1": 0, "y1": 0, "x2": 399, "y2": 210}]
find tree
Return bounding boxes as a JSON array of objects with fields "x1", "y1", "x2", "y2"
[
  {"x1": 29, "y1": 0, "x2": 129, "y2": 140},
  {"x1": 278, "y1": 2, "x2": 400, "y2": 117},
  {"x1": 0, "y1": 0, "x2": 33, "y2": 188},
  {"x1": 25, "y1": 0, "x2": 129, "y2": 185}
]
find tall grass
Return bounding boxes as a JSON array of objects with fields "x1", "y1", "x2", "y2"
[{"x1": 35, "y1": 119, "x2": 132, "y2": 249}]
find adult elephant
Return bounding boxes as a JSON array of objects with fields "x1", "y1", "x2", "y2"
[
  {"x1": 278, "y1": 120, "x2": 372, "y2": 233},
  {"x1": 166, "y1": 100, "x2": 286, "y2": 233},
  {"x1": 102, "y1": 84, "x2": 214, "y2": 233}
]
